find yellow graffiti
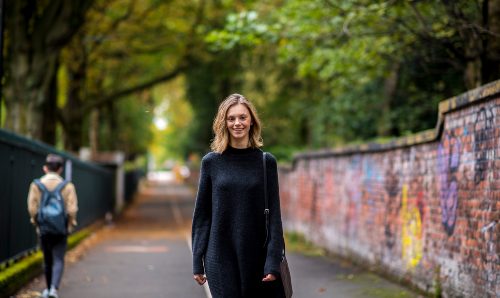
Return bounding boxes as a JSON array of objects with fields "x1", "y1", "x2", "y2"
[{"x1": 401, "y1": 184, "x2": 423, "y2": 269}]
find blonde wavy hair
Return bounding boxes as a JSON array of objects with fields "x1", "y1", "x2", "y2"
[{"x1": 210, "y1": 94, "x2": 263, "y2": 153}]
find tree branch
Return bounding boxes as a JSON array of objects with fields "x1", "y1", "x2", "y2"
[
  {"x1": 82, "y1": 0, "x2": 207, "y2": 113},
  {"x1": 394, "y1": 16, "x2": 466, "y2": 60},
  {"x1": 322, "y1": 0, "x2": 347, "y2": 15},
  {"x1": 407, "y1": 1, "x2": 432, "y2": 33},
  {"x1": 82, "y1": 63, "x2": 188, "y2": 113},
  {"x1": 88, "y1": 0, "x2": 137, "y2": 54},
  {"x1": 34, "y1": 0, "x2": 94, "y2": 51}
]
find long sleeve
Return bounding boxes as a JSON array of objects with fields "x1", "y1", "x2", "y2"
[
  {"x1": 27, "y1": 182, "x2": 41, "y2": 225},
  {"x1": 263, "y1": 153, "x2": 285, "y2": 277},
  {"x1": 192, "y1": 155, "x2": 213, "y2": 275},
  {"x1": 63, "y1": 182, "x2": 79, "y2": 230}
]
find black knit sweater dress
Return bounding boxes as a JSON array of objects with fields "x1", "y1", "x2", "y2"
[{"x1": 192, "y1": 146, "x2": 285, "y2": 298}]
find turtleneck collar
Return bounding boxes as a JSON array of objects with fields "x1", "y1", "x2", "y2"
[{"x1": 224, "y1": 145, "x2": 258, "y2": 155}]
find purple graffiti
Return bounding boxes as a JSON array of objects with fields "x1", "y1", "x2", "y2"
[
  {"x1": 473, "y1": 107, "x2": 494, "y2": 184},
  {"x1": 437, "y1": 131, "x2": 461, "y2": 236}
]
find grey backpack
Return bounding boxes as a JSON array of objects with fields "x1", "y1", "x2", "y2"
[{"x1": 34, "y1": 179, "x2": 69, "y2": 235}]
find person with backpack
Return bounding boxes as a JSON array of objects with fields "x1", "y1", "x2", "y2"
[{"x1": 27, "y1": 154, "x2": 78, "y2": 298}]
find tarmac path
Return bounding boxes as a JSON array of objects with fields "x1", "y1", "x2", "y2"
[{"x1": 16, "y1": 179, "x2": 420, "y2": 298}]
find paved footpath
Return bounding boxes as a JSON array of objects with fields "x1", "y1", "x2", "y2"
[{"x1": 16, "y1": 179, "x2": 421, "y2": 298}]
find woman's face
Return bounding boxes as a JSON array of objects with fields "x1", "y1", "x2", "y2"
[{"x1": 226, "y1": 103, "x2": 252, "y2": 143}]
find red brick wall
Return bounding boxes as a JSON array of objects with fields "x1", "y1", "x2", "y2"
[{"x1": 278, "y1": 81, "x2": 500, "y2": 297}]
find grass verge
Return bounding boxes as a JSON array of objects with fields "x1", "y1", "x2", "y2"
[{"x1": 284, "y1": 231, "x2": 326, "y2": 257}]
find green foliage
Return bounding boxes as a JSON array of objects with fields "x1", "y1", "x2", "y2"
[
  {"x1": 199, "y1": 0, "x2": 496, "y2": 155},
  {"x1": 183, "y1": 52, "x2": 244, "y2": 155},
  {"x1": 57, "y1": 65, "x2": 69, "y2": 109},
  {"x1": 114, "y1": 95, "x2": 154, "y2": 156},
  {"x1": 150, "y1": 78, "x2": 194, "y2": 165},
  {"x1": 4, "y1": 0, "x2": 497, "y2": 162},
  {"x1": 83, "y1": 0, "x2": 191, "y2": 93},
  {"x1": 205, "y1": 11, "x2": 277, "y2": 51},
  {"x1": 0, "y1": 101, "x2": 5, "y2": 128},
  {"x1": 55, "y1": 0, "x2": 206, "y2": 156}
]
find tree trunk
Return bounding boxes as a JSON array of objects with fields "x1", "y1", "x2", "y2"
[
  {"x1": 99, "y1": 102, "x2": 116, "y2": 151},
  {"x1": 40, "y1": 58, "x2": 59, "y2": 144},
  {"x1": 481, "y1": 0, "x2": 500, "y2": 83},
  {"x1": 442, "y1": 0, "x2": 484, "y2": 89},
  {"x1": 63, "y1": 115, "x2": 84, "y2": 152},
  {"x1": 3, "y1": 51, "x2": 58, "y2": 140},
  {"x1": 61, "y1": 94, "x2": 85, "y2": 153},
  {"x1": 464, "y1": 40, "x2": 483, "y2": 89},
  {"x1": 3, "y1": 100, "x2": 23, "y2": 132},
  {"x1": 3, "y1": 0, "x2": 93, "y2": 141},
  {"x1": 378, "y1": 62, "x2": 400, "y2": 137},
  {"x1": 61, "y1": 35, "x2": 87, "y2": 152},
  {"x1": 89, "y1": 109, "x2": 99, "y2": 155}
]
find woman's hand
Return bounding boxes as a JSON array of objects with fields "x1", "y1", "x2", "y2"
[
  {"x1": 194, "y1": 274, "x2": 207, "y2": 285},
  {"x1": 262, "y1": 274, "x2": 277, "y2": 282}
]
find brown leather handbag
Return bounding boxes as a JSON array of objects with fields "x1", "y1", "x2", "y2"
[
  {"x1": 279, "y1": 253, "x2": 293, "y2": 298},
  {"x1": 263, "y1": 152, "x2": 293, "y2": 298}
]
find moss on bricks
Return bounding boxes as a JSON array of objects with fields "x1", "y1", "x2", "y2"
[{"x1": 0, "y1": 228, "x2": 92, "y2": 298}]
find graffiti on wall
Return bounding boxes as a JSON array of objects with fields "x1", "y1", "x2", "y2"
[
  {"x1": 473, "y1": 107, "x2": 495, "y2": 184},
  {"x1": 279, "y1": 94, "x2": 500, "y2": 298},
  {"x1": 480, "y1": 220, "x2": 499, "y2": 292},
  {"x1": 437, "y1": 131, "x2": 461, "y2": 235},
  {"x1": 310, "y1": 180, "x2": 318, "y2": 223},
  {"x1": 401, "y1": 184, "x2": 424, "y2": 269},
  {"x1": 342, "y1": 157, "x2": 363, "y2": 238},
  {"x1": 323, "y1": 164, "x2": 336, "y2": 224},
  {"x1": 452, "y1": 105, "x2": 499, "y2": 295},
  {"x1": 383, "y1": 162, "x2": 401, "y2": 250},
  {"x1": 363, "y1": 159, "x2": 380, "y2": 226}
]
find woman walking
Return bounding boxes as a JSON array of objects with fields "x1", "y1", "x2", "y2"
[{"x1": 192, "y1": 94, "x2": 286, "y2": 298}]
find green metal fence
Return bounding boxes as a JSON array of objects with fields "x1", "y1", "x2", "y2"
[{"x1": 0, "y1": 129, "x2": 114, "y2": 263}]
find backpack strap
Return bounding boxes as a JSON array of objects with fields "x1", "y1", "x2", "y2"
[
  {"x1": 53, "y1": 180, "x2": 69, "y2": 194},
  {"x1": 34, "y1": 179, "x2": 68, "y2": 207},
  {"x1": 33, "y1": 179, "x2": 68, "y2": 195},
  {"x1": 33, "y1": 179, "x2": 48, "y2": 193},
  {"x1": 33, "y1": 179, "x2": 51, "y2": 212}
]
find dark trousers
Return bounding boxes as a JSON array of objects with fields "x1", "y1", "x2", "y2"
[{"x1": 40, "y1": 234, "x2": 67, "y2": 289}]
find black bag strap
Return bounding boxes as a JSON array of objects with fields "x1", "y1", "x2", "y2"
[
  {"x1": 263, "y1": 152, "x2": 269, "y2": 248},
  {"x1": 262, "y1": 152, "x2": 287, "y2": 258}
]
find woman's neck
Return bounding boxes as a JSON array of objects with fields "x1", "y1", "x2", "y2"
[{"x1": 230, "y1": 138, "x2": 250, "y2": 149}]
